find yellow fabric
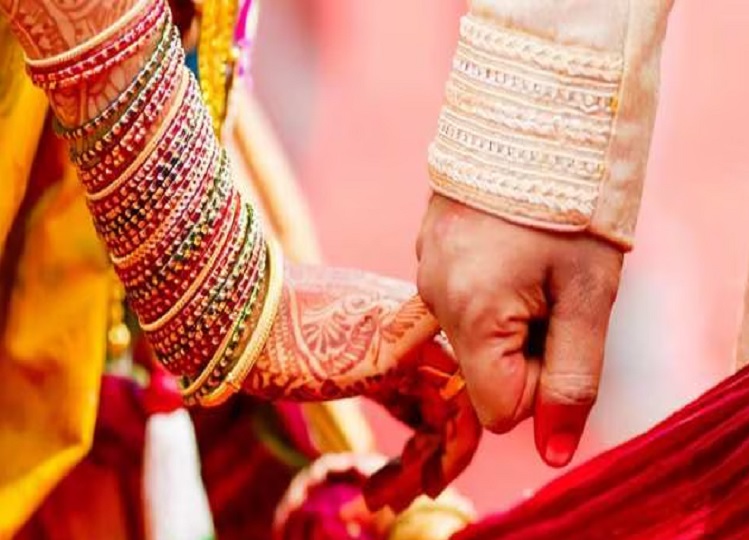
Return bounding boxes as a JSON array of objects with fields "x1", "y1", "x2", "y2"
[
  {"x1": 0, "y1": 21, "x2": 39, "y2": 256},
  {"x1": 0, "y1": 24, "x2": 110, "y2": 539}
]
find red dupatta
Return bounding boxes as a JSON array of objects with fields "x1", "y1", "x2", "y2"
[{"x1": 454, "y1": 367, "x2": 749, "y2": 539}]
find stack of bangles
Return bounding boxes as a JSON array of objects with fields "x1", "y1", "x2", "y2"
[{"x1": 25, "y1": 0, "x2": 284, "y2": 406}]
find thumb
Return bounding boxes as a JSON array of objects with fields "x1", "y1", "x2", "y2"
[
  {"x1": 455, "y1": 331, "x2": 540, "y2": 434},
  {"x1": 535, "y1": 279, "x2": 615, "y2": 467},
  {"x1": 380, "y1": 296, "x2": 442, "y2": 371}
]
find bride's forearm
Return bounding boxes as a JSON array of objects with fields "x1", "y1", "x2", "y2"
[
  {"x1": 5, "y1": 0, "x2": 440, "y2": 407},
  {"x1": 8, "y1": 0, "x2": 279, "y2": 405}
]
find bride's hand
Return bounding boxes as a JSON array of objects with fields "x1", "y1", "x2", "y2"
[
  {"x1": 0, "y1": 0, "x2": 481, "y2": 511},
  {"x1": 244, "y1": 264, "x2": 482, "y2": 512}
]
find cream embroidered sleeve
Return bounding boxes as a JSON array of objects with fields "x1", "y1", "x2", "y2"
[{"x1": 428, "y1": 0, "x2": 675, "y2": 250}]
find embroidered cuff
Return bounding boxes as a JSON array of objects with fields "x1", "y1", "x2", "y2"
[{"x1": 429, "y1": 14, "x2": 623, "y2": 233}]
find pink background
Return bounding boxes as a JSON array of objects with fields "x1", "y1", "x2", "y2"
[{"x1": 254, "y1": 1, "x2": 749, "y2": 515}]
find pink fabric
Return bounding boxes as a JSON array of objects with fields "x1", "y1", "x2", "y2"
[
  {"x1": 274, "y1": 401, "x2": 321, "y2": 460},
  {"x1": 453, "y1": 366, "x2": 749, "y2": 539},
  {"x1": 277, "y1": 469, "x2": 383, "y2": 540}
]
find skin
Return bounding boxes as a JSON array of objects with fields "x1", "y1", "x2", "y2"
[
  {"x1": 0, "y1": 0, "x2": 481, "y2": 511},
  {"x1": 246, "y1": 265, "x2": 482, "y2": 512},
  {"x1": 417, "y1": 194, "x2": 623, "y2": 467}
]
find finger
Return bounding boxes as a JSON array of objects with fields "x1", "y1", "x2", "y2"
[
  {"x1": 423, "y1": 390, "x2": 482, "y2": 498},
  {"x1": 454, "y1": 328, "x2": 540, "y2": 434},
  {"x1": 535, "y1": 273, "x2": 617, "y2": 467},
  {"x1": 364, "y1": 435, "x2": 440, "y2": 512},
  {"x1": 380, "y1": 296, "x2": 442, "y2": 373}
]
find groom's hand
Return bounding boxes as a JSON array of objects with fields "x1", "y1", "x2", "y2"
[{"x1": 417, "y1": 194, "x2": 623, "y2": 467}]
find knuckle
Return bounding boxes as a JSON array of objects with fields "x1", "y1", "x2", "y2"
[
  {"x1": 478, "y1": 407, "x2": 520, "y2": 435},
  {"x1": 541, "y1": 371, "x2": 599, "y2": 407}
]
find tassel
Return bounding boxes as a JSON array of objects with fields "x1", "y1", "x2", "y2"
[{"x1": 142, "y1": 369, "x2": 216, "y2": 540}]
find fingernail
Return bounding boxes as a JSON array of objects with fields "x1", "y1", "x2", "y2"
[{"x1": 544, "y1": 433, "x2": 577, "y2": 467}]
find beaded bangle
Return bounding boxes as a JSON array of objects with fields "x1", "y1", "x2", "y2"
[
  {"x1": 114, "y1": 147, "x2": 225, "y2": 296},
  {"x1": 144, "y1": 253, "x2": 254, "y2": 369},
  {"x1": 68, "y1": 25, "x2": 177, "y2": 160},
  {"x1": 110, "y1": 146, "x2": 219, "y2": 292},
  {"x1": 53, "y1": 24, "x2": 175, "y2": 141},
  {"x1": 153, "y1": 210, "x2": 264, "y2": 375},
  {"x1": 109, "y1": 144, "x2": 224, "y2": 286},
  {"x1": 180, "y1": 236, "x2": 268, "y2": 397},
  {"x1": 105, "y1": 109, "x2": 212, "y2": 262},
  {"x1": 76, "y1": 44, "x2": 184, "y2": 183},
  {"x1": 121, "y1": 187, "x2": 230, "y2": 321},
  {"x1": 191, "y1": 282, "x2": 266, "y2": 397},
  {"x1": 80, "y1": 64, "x2": 189, "y2": 195},
  {"x1": 180, "y1": 280, "x2": 263, "y2": 394},
  {"x1": 71, "y1": 36, "x2": 179, "y2": 171},
  {"x1": 198, "y1": 239, "x2": 284, "y2": 406},
  {"x1": 142, "y1": 190, "x2": 258, "y2": 327},
  {"x1": 86, "y1": 69, "x2": 189, "y2": 201},
  {"x1": 139, "y1": 192, "x2": 241, "y2": 332},
  {"x1": 79, "y1": 75, "x2": 188, "y2": 194},
  {"x1": 154, "y1": 206, "x2": 262, "y2": 360},
  {"x1": 133, "y1": 189, "x2": 240, "y2": 325},
  {"x1": 91, "y1": 111, "x2": 211, "y2": 246},
  {"x1": 129, "y1": 187, "x2": 237, "y2": 323},
  {"x1": 86, "y1": 79, "x2": 207, "y2": 231}
]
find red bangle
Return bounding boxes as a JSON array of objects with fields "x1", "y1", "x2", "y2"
[
  {"x1": 93, "y1": 109, "x2": 211, "y2": 253},
  {"x1": 162, "y1": 227, "x2": 266, "y2": 377},
  {"x1": 77, "y1": 47, "x2": 184, "y2": 190},
  {"x1": 147, "y1": 205, "x2": 260, "y2": 360},
  {"x1": 112, "y1": 140, "x2": 221, "y2": 291},
  {"x1": 70, "y1": 26, "x2": 181, "y2": 168},
  {"x1": 91, "y1": 117, "x2": 210, "y2": 245},
  {"x1": 137, "y1": 192, "x2": 242, "y2": 332}
]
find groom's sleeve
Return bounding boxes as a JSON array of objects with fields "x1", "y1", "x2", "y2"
[{"x1": 428, "y1": 0, "x2": 675, "y2": 250}]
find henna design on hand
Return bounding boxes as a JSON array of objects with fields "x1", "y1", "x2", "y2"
[
  {"x1": 243, "y1": 263, "x2": 433, "y2": 401},
  {"x1": 243, "y1": 263, "x2": 481, "y2": 512}
]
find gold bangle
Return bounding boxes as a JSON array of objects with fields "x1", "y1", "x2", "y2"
[
  {"x1": 198, "y1": 237, "x2": 284, "y2": 407},
  {"x1": 25, "y1": 0, "x2": 153, "y2": 67},
  {"x1": 198, "y1": 0, "x2": 237, "y2": 135},
  {"x1": 88, "y1": 69, "x2": 189, "y2": 202},
  {"x1": 179, "y1": 212, "x2": 263, "y2": 396},
  {"x1": 139, "y1": 196, "x2": 243, "y2": 332}
]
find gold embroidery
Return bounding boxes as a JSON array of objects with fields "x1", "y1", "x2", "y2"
[{"x1": 198, "y1": 0, "x2": 238, "y2": 135}]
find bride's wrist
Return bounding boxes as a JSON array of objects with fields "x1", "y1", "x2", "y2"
[{"x1": 20, "y1": 0, "x2": 161, "y2": 126}]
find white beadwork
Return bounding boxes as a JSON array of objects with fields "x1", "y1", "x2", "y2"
[
  {"x1": 460, "y1": 15, "x2": 623, "y2": 82},
  {"x1": 444, "y1": 80, "x2": 611, "y2": 147},
  {"x1": 430, "y1": 14, "x2": 624, "y2": 224},
  {"x1": 429, "y1": 145, "x2": 598, "y2": 215}
]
